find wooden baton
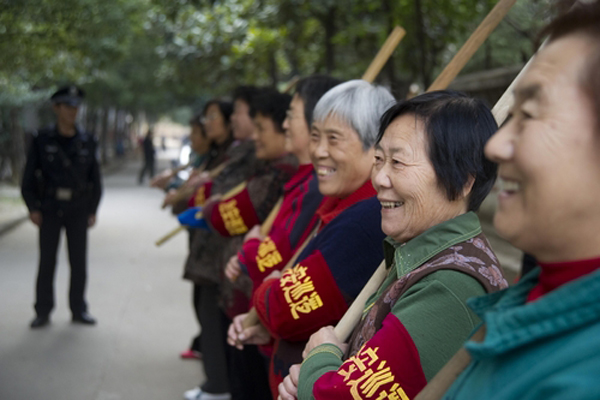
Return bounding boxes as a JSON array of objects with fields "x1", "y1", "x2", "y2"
[
  {"x1": 427, "y1": 0, "x2": 517, "y2": 92},
  {"x1": 362, "y1": 26, "x2": 407, "y2": 83}
]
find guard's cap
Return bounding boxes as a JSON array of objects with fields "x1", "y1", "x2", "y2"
[{"x1": 51, "y1": 85, "x2": 85, "y2": 107}]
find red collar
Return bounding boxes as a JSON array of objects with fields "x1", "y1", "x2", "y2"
[
  {"x1": 284, "y1": 164, "x2": 314, "y2": 193},
  {"x1": 527, "y1": 256, "x2": 600, "y2": 302},
  {"x1": 316, "y1": 180, "x2": 377, "y2": 227}
]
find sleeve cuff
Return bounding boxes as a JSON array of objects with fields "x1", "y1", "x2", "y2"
[{"x1": 304, "y1": 343, "x2": 344, "y2": 364}]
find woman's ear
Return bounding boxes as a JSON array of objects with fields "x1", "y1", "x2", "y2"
[{"x1": 461, "y1": 175, "x2": 476, "y2": 199}]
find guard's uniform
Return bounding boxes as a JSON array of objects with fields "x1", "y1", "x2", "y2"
[{"x1": 21, "y1": 125, "x2": 102, "y2": 318}]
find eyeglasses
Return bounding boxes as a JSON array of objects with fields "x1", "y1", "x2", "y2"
[{"x1": 201, "y1": 113, "x2": 221, "y2": 123}]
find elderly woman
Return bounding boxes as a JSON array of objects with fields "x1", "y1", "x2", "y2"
[
  {"x1": 229, "y1": 80, "x2": 394, "y2": 397},
  {"x1": 225, "y1": 75, "x2": 341, "y2": 286},
  {"x1": 280, "y1": 90, "x2": 509, "y2": 400},
  {"x1": 430, "y1": 3, "x2": 600, "y2": 399}
]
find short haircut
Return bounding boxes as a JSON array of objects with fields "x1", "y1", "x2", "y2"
[
  {"x1": 203, "y1": 99, "x2": 233, "y2": 126},
  {"x1": 232, "y1": 86, "x2": 261, "y2": 106},
  {"x1": 295, "y1": 75, "x2": 343, "y2": 127},
  {"x1": 540, "y1": 0, "x2": 600, "y2": 129},
  {"x1": 377, "y1": 90, "x2": 498, "y2": 212},
  {"x1": 250, "y1": 89, "x2": 292, "y2": 133},
  {"x1": 313, "y1": 80, "x2": 395, "y2": 150}
]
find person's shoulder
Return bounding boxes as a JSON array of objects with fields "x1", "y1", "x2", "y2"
[{"x1": 324, "y1": 196, "x2": 383, "y2": 239}]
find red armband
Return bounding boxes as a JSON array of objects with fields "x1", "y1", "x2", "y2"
[
  {"x1": 248, "y1": 227, "x2": 293, "y2": 286},
  {"x1": 187, "y1": 181, "x2": 213, "y2": 208},
  {"x1": 209, "y1": 183, "x2": 260, "y2": 237},
  {"x1": 313, "y1": 313, "x2": 427, "y2": 400},
  {"x1": 254, "y1": 251, "x2": 348, "y2": 342}
]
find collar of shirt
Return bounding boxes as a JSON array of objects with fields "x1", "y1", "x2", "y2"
[
  {"x1": 383, "y1": 211, "x2": 482, "y2": 279},
  {"x1": 316, "y1": 180, "x2": 377, "y2": 227}
]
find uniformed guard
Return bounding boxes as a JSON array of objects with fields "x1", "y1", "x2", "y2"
[{"x1": 21, "y1": 85, "x2": 102, "y2": 328}]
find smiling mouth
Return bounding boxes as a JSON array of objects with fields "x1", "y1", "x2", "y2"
[
  {"x1": 380, "y1": 201, "x2": 404, "y2": 209},
  {"x1": 498, "y1": 178, "x2": 521, "y2": 193},
  {"x1": 317, "y1": 166, "x2": 336, "y2": 177}
]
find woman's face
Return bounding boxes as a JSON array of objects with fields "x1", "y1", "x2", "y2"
[
  {"x1": 283, "y1": 94, "x2": 311, "y2": 164},
  {"x1": 372, "y1": 114, "x2": 469, "y2": 243},
  {"x1": 190, "y1": 124, "x2": 209, "y2": 154},
  {"x1": 485, "y1": 34, "x2": 600, "y2": 262},
  {"x1": 252, "y1": 113, "x2": 287, "y2": 160},
  {"x1": 310, "y1": 115, "x2": 374, "y2": 198},
  {"x1": 204, "y1": 103, "x2": 229, "y2": 144}
]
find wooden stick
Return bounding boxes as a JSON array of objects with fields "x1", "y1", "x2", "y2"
[
  {"x1": 155, "y1": 225, "x2": 186, "y2": 247},
  {"x1": 282, "y1": 76, "x2": 300, "y2": 94},
  {"x1": 362, "y1": 26, "x2": 407, "y2": 83},
  {"x1": 242, "y1": 225, "x2": 317, "y2": 329},
  {"x1": 333, "y1": 260, "x2": 389, "y2": 342},
  {"x1": 414, "y1": 325, "x2": 486, "y2": 400},
  {"x1": 260, "y1": 197, "x2": 284, "y2": 236},
  {"x1": 427, "y1": 0, "x2": 517, "y2": 92}
]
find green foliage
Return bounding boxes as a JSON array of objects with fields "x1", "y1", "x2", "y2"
[{"x1": 0, "y1": 0, "x2": 553, "y2": 114}]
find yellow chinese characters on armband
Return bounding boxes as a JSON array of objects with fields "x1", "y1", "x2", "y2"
[
  {"x1": 279, "y1": 265, "x2": 323, "y2": 319},
  {"x1": 218, "y1": 199, "x2": 248, "y2": 235},
  {"x1": 194, "y1": 185, "x2": 207, "y2": 206},
  {"x1": 256, "y1": 237, "x2": 283, "y2": 273},
  {"x1": 338, "y1": 345, "x2": 410, "y2": 400}
]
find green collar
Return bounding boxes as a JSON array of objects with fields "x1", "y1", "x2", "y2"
[{"x1": 383, "y1": 212, "x2": 482, "y2": 277}]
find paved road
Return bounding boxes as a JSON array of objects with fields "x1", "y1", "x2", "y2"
[{"x1": 0, "y1": 156, "x2": 202, "y2": 400}]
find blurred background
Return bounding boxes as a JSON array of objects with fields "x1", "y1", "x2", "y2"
[{"x1": 1, "y1": 0, "x2": 552, "y2": 185}]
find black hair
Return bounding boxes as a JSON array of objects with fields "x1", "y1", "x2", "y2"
[
  {"x1": 203, "y1": 99, "x2": 234, "y2": 126},
  {"x1": 377, "y1": 90, "x2": 498, "y2": 211},
  {"x1": 232, "y1": 86, "x2": 261, "y2": 106},
  {"x1": 295, "y1": 75, "x2": 343, "y2": 127},
  {"x1": 250, "y1": 89, "x2": 292, "y2": 133}
]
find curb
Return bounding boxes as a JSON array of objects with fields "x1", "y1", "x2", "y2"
[{"x1": 0, "y1": 215, "x2": 28, "y2": 238}]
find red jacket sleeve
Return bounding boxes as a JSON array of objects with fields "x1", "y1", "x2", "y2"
[
  {"x1": 253, "y1": 250, "x2": 349, "y2": 342},
  {"x1": 313, "y1": 313, "x2": 428, "y2": 400}
]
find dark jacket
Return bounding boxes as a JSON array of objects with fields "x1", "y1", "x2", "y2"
[{"x1": 21, "y1": 125, "x2": 102, "y2": 215}]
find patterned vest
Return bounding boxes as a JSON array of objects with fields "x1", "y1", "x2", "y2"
[{"x1": 346, "y1": 233, "x2": 509, "y2": 357}]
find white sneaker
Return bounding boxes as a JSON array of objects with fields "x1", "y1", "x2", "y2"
[
  {"x1": 183, "y1": 387, "x2": 231, "y2": 400},
  {"x1": 184, "y1": 387, "x2": 201, "y2": 400}
]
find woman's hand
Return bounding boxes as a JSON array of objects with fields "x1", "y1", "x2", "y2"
[
  {"x1": 264, "y1": 269, "x2": 282, "y2": 281},
  {"x1": 225, "y1": 255, "x2": 242, "y2": 282},
  {"x1": 303, "y1": 326, "x2": 346, "y2": 358},
  {"x1": 161, "y1": 189, "x2": 178, "y2": 209},
  {"x1": 150, "y1": 169, "x2": 175, "y2": 189},
  {"x1": 227, "y1": 313, "x2": 272, "y2": 350},
  {"x1": 278, "y1": 364, "x2": 301, "y2": 400}
]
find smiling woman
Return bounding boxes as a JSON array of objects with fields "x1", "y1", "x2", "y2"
[
  {"x1": 250, "y1": 79, "x2": 395, "y2": 397},
  {"x1": 293, "y1": 91, "x2": 509, "y2": 400}
]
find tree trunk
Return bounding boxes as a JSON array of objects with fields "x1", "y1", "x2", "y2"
[
  {"x1": 323, "y1": 5, "x2": 337, "y2": 74},
  {"x1": 413, "y1": 0, "x2": 431, "y2": 88},
  {"x1": 269, "y1": 48, "x2": 278, "y2": 88}
]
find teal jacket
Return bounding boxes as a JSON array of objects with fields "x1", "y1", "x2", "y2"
[{"x1": 443, "y1": 267, "x2": 600, "y2": 400}]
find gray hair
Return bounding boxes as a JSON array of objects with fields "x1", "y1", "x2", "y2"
[{"x1": 313, "y1": 79, "x2": 395, "y2": 150}]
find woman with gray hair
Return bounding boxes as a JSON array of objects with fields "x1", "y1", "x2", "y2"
[{"x1": 228, "y1": 80, "x2": 394, "y2": 398}]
